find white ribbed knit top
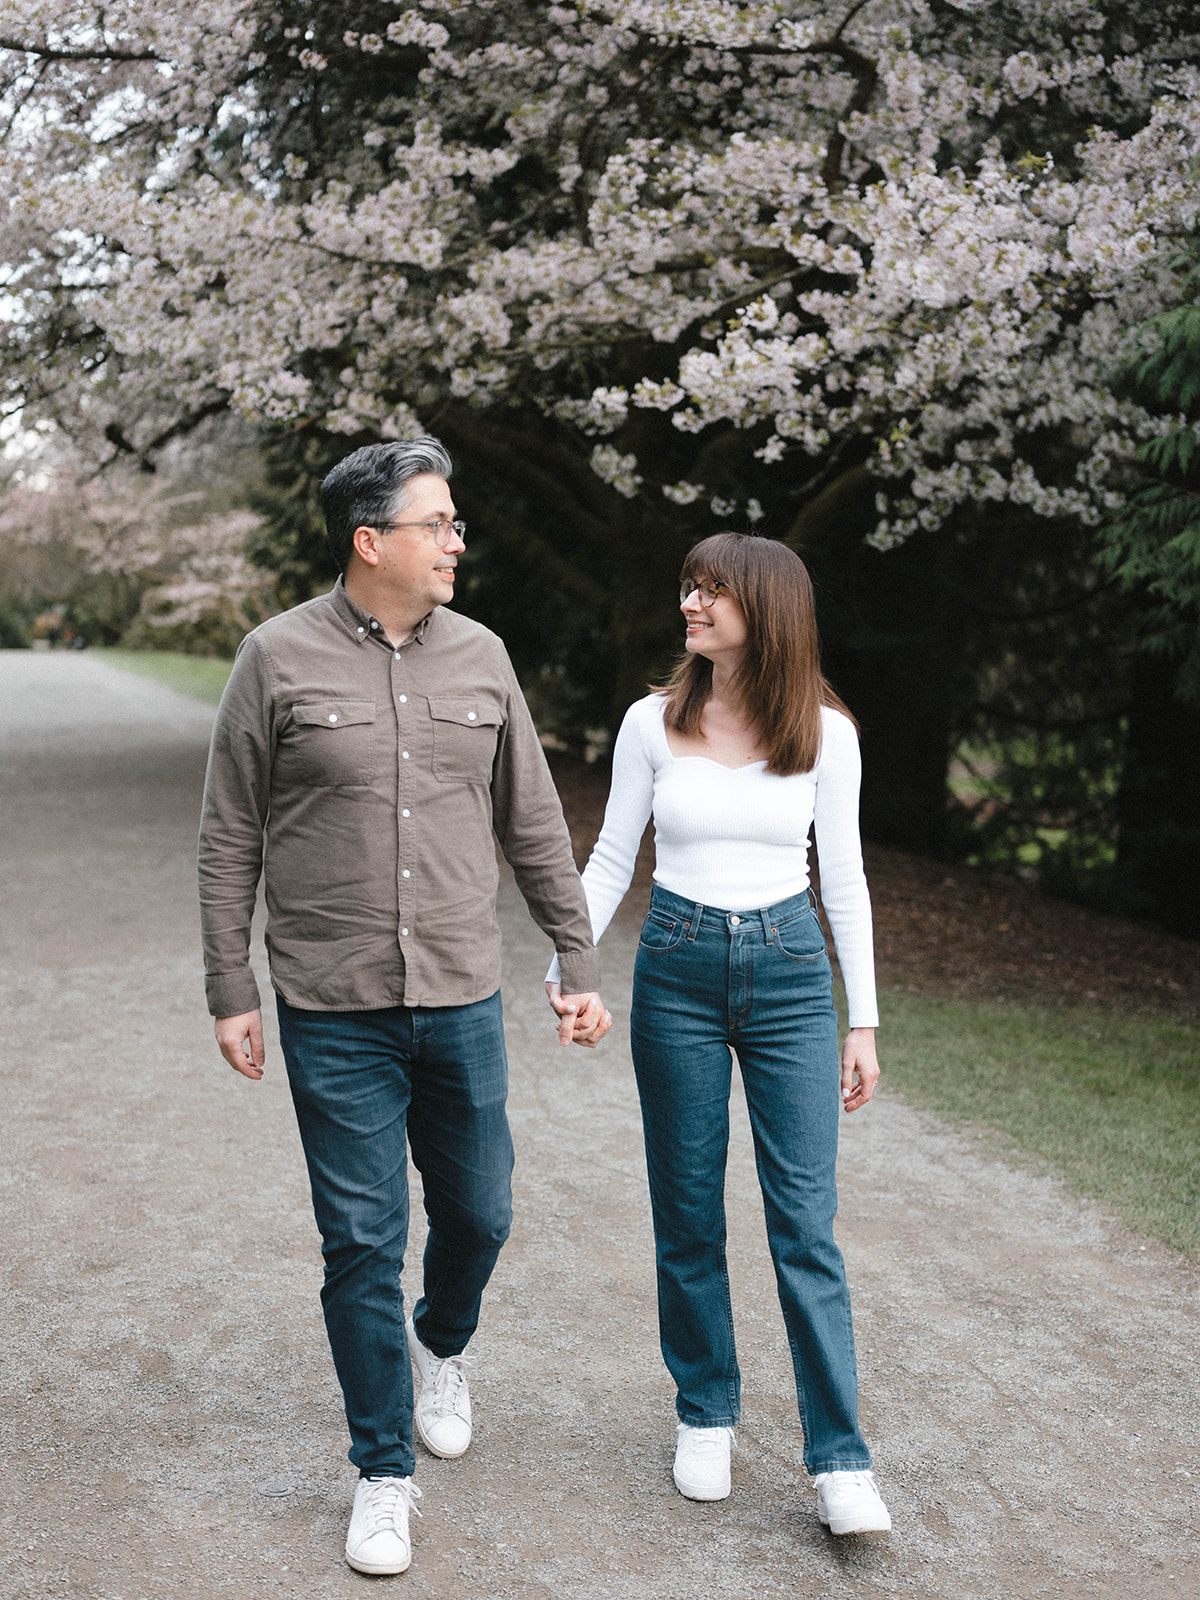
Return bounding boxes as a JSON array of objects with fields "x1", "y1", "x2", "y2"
[{"x1": 548, "y1": 693, "x2": 879, "y2": 1028}]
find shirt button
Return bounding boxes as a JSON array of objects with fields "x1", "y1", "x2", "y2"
[
  {"x1": 328, "y1": 713, "x2": 338, "y2": 723},
  {"x1": 400, "y1": 927, "x2": 409, "y2": 937},
  {"x1": 402, "y1": 809, "x2": 411, "y2": 818},
  {"x1": 402, "y1": 869, "x2": 411, "y2": 878},
  {"x1": 467, "y1": 711, "x2": 476, "y2": 721},
  {"x1": 402, "y1": 751, "x2": 410, "y2": 759},
  {"x1": 729, "y1": 914, "x2": 741, "y2": 926},
  {"x1": 399, "y1": 694, "x2": 407, "y2": 703},
  {"x1": 356, "y1": 626, "x2": 365, "y2": 635},
  {"x1": 370, "y1": 620, "x2": 379, "y2": 629},
  {"x1": 394, "y1": 651, "x2": 401, "y2": 660}
]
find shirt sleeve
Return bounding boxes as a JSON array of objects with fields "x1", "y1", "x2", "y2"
[
  {"x1": 489, "y1": 648, "x2": 600, "y2": 996},
  {"x1": 545, "y1": 697, "x2": 657, "y2": 984},
  {"x1": 812, "y1": 709, "x2": 879, "y2": 1029},
  {"x1": 197, "y1": 634, "x2": 274, "y2": 1018}
]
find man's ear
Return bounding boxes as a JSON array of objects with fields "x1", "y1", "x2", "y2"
[{"x1": 351, "y1": 524, "x2": 382, "y2": 568}]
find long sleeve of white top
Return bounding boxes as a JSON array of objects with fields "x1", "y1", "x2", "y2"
[{"x1": 547, "y1": 694, "x2": 879, "y2": 1029}]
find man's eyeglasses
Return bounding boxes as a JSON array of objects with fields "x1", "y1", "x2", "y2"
[
  {"x1": 679, "y1": 578, "x2": 727, "y2": 608},
  {"x1": 374, "y1": 517, "x2": 467, "y2": 549}
]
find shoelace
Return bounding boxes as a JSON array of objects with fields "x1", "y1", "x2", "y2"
[
  {"x1": 683, "y1": 1427, "x2": 735, "y2": 1457},
  {"x1": 429, "y1": 1353, "x2": 470, "y2": 1417},
  {"x1": 363, "y1": 1477, "x2": 424, "y2": 1531},
  {"x1": 821, "y1": 1470, "x2": 878, "y2": 1495}
]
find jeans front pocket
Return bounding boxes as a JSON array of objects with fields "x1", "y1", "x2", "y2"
[
  {"x1": 772, "y1": 908, "x2": 827, "y2": 963},
  {"x1": 638, "y1": 909, "x2": 685, "y2": 952}
]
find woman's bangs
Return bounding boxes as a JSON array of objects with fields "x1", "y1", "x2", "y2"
[{"x1": 680, "y1": 533, "x2": 744, "y2": 595}]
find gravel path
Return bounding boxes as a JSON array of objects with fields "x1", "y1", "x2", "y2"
[{"x1": 2, "y1": 650, "x2": 1197, "y2": 1600}]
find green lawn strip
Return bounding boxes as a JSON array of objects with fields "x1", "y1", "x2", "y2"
[
  {"x1": 99, "y1": 649, "x2": 234, "y2": 705},
  {"x1": 875, "y1": 990, "x2": 1200, "y2": 1254}
]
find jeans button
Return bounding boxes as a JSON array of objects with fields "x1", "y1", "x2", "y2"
[{"x1": 729, "y1": 915, "x2": 741, "y2": 926}]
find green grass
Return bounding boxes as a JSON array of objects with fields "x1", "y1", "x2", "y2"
[
  {"x1": 879, "y1": 990, "x2": 1200, "y2": 1254},
  {"x1": 100, "y1": 648, "x2": 234, "y2": 705}
]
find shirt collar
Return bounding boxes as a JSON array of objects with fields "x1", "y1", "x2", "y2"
[{"x1": 329, "y1": 577, "x2": 435, "y2": 646}]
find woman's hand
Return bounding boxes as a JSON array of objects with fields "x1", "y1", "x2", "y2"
[
  {"x1": 840, "y1": 1027, "x2": 880, "y2": 1113},
  {"x1": 545, "y1": 981, "x2": 613, "y2": 1048}
]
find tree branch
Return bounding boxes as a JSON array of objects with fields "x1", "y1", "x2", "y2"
[
  {"x1": 0, "y1": 36, "x2": 163, "y2": 64},
  {"x1": 727, "y1": 31, "x2": 879, "y2": 193},
  {"x1": 94, "y1": 395, "x2": 230, "y2": 473}
]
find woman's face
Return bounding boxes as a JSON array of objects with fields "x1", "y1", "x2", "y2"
[{"x1": 680, "y1": 577, "x2": 749, "y2": 666}]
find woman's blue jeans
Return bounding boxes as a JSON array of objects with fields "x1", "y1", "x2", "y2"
[
  {"x1": 276, "y1": 990, "x2": 514, "y2": 1479},
  {"x1": 630, "y1": 885, "x2": 871, "y2": 1474}
]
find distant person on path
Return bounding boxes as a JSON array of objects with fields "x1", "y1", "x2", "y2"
[
  {"x1": 548, "y1": 532, "x2": 891, "y2": 1536},
  {"x1": 198, "y1": 437, "x2": 610, "y2": 1576}
]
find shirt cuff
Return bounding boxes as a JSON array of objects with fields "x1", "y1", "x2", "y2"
[
  {"x1": 847, "y1": 1005, "x2": 880, "y2": 1029},
  {"x1": 555, "y1": 948, "x2": 600, "y2": 995},
  {"x1": 206, "y1": 969, "x2": 263, "y2": 1019}
]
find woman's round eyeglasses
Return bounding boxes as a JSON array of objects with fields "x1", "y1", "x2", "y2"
[
  {"x1": 680, "y1": 578, "x2": 727, "y2": 608},
  {"x1": 374, "y1": 517, "x2": 466, "y2": 549}
]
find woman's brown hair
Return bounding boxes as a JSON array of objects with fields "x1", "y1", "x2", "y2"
[{"x1": 659, "y1": 532, "x2": 857, "y2": 775}]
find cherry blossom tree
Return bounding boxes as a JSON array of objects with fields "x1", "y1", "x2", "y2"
[
  {"x1": 4, "y1": 2, "x2": 1198, "y2": 528},
  {"x1": 0, "y1": 434, "x2": 275, "y2": 648},
  {"x1": 2, "y1": 0, "x2": 1199, "y2": 909}
]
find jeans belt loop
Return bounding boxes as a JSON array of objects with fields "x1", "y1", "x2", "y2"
[
  {"x1": 759, "y1": 905, "x2": 774, "y2": 944},
  {"x1": 687, "y1": 899, "x2": 704, "y2": 942}
]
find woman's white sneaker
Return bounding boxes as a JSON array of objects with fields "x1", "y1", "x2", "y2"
[
  {"x1": 813, "y1": 1469, "x2": 891, "y2": 1534},
  {"x1": 345, "y1": 1475, "x2": 423, "y2": 1574},
  {"x1": 407, "y1": 1316, "x2": 472, "y2": 1459},
  {"x1": 673, "y1": 1423, "x2": 735, "y2": 1500}
]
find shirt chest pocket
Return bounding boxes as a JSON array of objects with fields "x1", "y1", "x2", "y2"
[
  {"x1": 428, "y1": 696, "x2": 503, "y2": 785},
  {"x1": 285, "y1": 701, "x2": 376, "y2": 786}
]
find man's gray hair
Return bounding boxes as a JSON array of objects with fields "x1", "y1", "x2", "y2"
[{"x1": 320, "y1": 437, "x2": 454, "y2": 573}]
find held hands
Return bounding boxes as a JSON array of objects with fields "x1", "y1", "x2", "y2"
[
  {"x1": 217, "y1": 989, "x2": 614, "y2": 1074},
  {"x1": 840, "y1": 1026, "x2": 880, "y2": 1113},
  {"x1": 545, "y1": 982, "x2": 613, "y2": 1048},
  {"x1": 214, "y1": 1009, "x2": 265, "y2": 1080}
]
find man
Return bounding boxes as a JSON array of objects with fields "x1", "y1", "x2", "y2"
[{"x1": 198, "y1": 437, "x2": 609, "y2": 1576}]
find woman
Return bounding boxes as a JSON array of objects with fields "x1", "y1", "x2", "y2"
[{"x1": 548, "y1": 532, "x2": 889, "y2": 1535}]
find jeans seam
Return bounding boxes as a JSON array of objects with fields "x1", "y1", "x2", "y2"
[{"x1": 717, "y1": 1222, "x2": 740, "y2": 1421}]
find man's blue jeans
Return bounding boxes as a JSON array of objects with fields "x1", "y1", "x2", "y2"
[
  {"x1": 630, "y1": 886, "x2": 872, "y2": 1475},
  {"x1": 276, "y1": 990, "x2": 514, "y2": 1479}
]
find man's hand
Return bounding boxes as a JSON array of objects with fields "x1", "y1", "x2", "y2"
[
  {"x1": 840, "y1": 1026, "x2": 879, "y2": 1113},
  {"x1": 545, "y1": 983, "x2": 612, "y2": 1048},
  {"x1": 214, "y1": 1009, "x2": 266, "y2": 1079}
]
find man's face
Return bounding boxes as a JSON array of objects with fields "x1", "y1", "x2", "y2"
[{"x1": 368, "y1": 474, "x2": 464, "y2": 617}]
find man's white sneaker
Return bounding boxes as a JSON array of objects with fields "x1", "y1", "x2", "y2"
[
  {"x1": 673, "y1": 1423, "x2": 734, "y2": 1501},
  {"x1": 345, "y1": 1476, "x2": 423, "y2": 1574},
  {"x1": 407, "y1": 1315, "x2": 472, "y2": 1459},
  {"x1": 813, "y1": 1469, "x2": 891, "y2": 1534}
]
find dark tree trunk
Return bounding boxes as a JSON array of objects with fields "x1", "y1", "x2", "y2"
[
  {"x1": 795, "y1": 480, "x2": 962, "y2": 858},
  {"x1": 1116, "y1": 653, "x2": 1200, "y2": 938}
]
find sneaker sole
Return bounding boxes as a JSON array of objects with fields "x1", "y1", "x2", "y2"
[
  {"x1": 819, "y1": 1513, "x2": 892, "y2": 1535},
  {"x1": 673, "y1": 1470, "x2": 731, "y2": 1502},
  {"x1": 345, "y1": 1545, "x2": 412, "y2": 1575}
]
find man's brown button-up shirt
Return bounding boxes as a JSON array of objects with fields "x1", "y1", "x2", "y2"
[{"x1": 198, "y1": 581, "x2": 599, "y2": 1016}]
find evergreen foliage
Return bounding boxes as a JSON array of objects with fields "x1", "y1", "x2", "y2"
[{"x1": 1102, "y1": 279, "x2": 1200, "y2": 704}]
